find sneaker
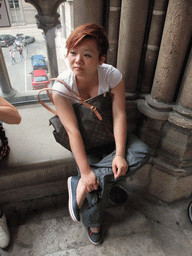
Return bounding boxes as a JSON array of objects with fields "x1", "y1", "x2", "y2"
[
  {"x1": 0, "y1": 214, "x2": 10, "y2": 249},
  {"x1": 67, "y1": 176, "x2": 80, "y2": 223},
  {"x1": 87, "y1": 227, "x2": 101, "y2": 245}
]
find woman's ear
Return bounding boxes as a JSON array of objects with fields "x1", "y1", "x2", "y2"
[{"x1": 99, "y1": 55, "x2": 106, "y2": 65}]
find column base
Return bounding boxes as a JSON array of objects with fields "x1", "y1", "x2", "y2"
[
  {"x1": 137, "y1": 97, "x2": 192, "y2": 203},
  {"x1": 0, "y1": 88, "x2": 17, "y2": 99},
  {"x1": 148, "y1": 121, "x2": 192, "y2": 203},
  {"x1": 148, "y1": 161, "x2": 192, "y2": 203}
]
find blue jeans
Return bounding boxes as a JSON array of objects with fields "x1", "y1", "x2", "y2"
[
  {"x1": 76, "y1": 133, "x2": 151, "y2": 227},
  {"x1": 11, "y1": 57, "x2": 16, "y2": 64},
  {"x1": 19, "y1": 54, "x2": 24, "y2": 60}
]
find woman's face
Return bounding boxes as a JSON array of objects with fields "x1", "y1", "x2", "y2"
[{"x1": 67, "y1": 38, "x2": 105, "y2": 79}]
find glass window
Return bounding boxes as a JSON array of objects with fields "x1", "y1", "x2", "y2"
[
  {"x1": 34, "y1": 76, "x2": 48, "y2": 82},
  {"x1": 8, "y1": 0, "x2": 19, "y2": 9},
  {"x1": 0, "y1": 2, "x2": 71, "y2": 105},
  {"x1": 8, "y1": 0, "x2": 14, "y2": 8},
  {"x1": 15, "y1": 0, "x2": 19, "y2": 8},
  {"x1": 33, "y1": 59, "x2": 45, "y2": 65}
]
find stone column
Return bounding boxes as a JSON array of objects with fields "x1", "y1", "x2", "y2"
[
  {"x1": 170, "y1": 46, "x2": 192, "y2": 123},
  {"x1": 151, "y1": 0, "x2": 192, "y2": 103},
  {"x1": 148, "y1": 46, "x2": 192, "y2": 203},
  {"x1": 140, "y1": 0, "x2": 168, "y2": 93},
  {"x1": 73, "y1": 0, "x2": 103, "y2": 28},
  {"x1": 0, "y1": 46, "x2": 16, "y2": 97},
  {"x1": 138, "y1": 0, "x2": 192, "y2": 153},
  {"x1": 25, "y1": 0, "x2": 65, "y2": 79},
  {"x1": 138, "y1": 0, "x2": 192, "y2": 203},
  {"x1": 64, "y1": 1, "x2": 74, "y2": 38},
  {"x1": 44, "y1": 27, "x2": 59, "y2": 78},
  {"x1": 59, "y1": 4, "x2": 66, "y2": 39},
  {"x1": 107, "y1": 0, "x2": 121, "y2": 67},
  {"x1": 116, "y1": 0, "x2": 150, "y2": 136},
  {"x1": 117, "y1": 0, "x2": 150, "y2": 94}
]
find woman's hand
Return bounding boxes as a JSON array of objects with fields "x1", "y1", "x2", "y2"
[
  {"x1": 81, "y1": 170, "x2": 99, "y2": 193},
  {"x1": 112, "y1": 155, "x2": 128, "y2": 179}
]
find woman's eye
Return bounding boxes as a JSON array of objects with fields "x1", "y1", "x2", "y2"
[
  {"x1": 84, "y1": 54, "x2": 91, "y2": 57},
  {"x1": 70, "y1": 51, "x2": 76, "y2": 55}
]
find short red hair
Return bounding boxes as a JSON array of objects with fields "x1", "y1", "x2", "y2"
[{"x1": 66, "y1": 23, "x2": 109, "y2": 60}]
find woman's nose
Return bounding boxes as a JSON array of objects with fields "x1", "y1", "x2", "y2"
[{"x1": 75, "y1": 54, "x2": 82, "y2": 63}]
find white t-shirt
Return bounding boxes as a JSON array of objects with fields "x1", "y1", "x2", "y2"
[{"x1": 52, "y1": 63, "x2": 123, "y2": 103}]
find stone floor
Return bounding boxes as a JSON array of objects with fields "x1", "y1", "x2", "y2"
[{"x1": 1, "y1": 189, "x2": 192, "y2": 256}]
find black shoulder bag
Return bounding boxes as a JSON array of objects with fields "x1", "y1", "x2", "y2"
[{"x1": 38, "y1": 78, "x2": 115, "y2": 152}]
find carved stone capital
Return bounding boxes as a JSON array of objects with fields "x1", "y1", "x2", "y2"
[
  {"x1": 25, "y1": 0, "x2": 65, "y2": 32},
  {"x1": 35, "y1": 13, "x2": 61, "y2": 32}
]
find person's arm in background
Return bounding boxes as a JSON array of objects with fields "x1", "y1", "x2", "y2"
[
  {"x1": 0, "y1": 96, "x2": 21, "y2": 249},
  {"x1": 0, "y1": 96, "x2": 21, "y2": 124}
]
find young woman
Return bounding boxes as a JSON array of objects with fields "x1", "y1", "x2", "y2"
[{"x1": 53, "y1": 23, "x2": 150, "y2": 245}]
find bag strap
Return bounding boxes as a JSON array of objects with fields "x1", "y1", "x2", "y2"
[
  {"x1": 38, "y1": 79, "x2": 103, "y2": 121},
  {"x1": 50, "y1": 78, "x2": 86, "y2": 101}
]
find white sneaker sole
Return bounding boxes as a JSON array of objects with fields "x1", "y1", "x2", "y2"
[{"x1": 67, "y1": 177, "x2": 79, "y2": 223}]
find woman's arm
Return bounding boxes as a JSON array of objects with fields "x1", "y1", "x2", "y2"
[
  {"x1": 53, "y1": 92, "x2": 99, "y2": 192},
  {"x1": 0, "y1": 96, "x2": 21, "y2": 124},
  {"x1": 111, "y1": 79, "x2": 128, "y2": 179}
]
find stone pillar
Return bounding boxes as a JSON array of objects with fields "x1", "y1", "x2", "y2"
[
  {"x1": 59, "y1": 4, "x2": 66, "y2": 39},
  {"x1": 116, "y1": 0, "x2": 150, "y2": 137},
  {"x1": 149, "y1": 46, "x2": 192, "y2": 203},
  {"x1": 0, "y1": 46, "x2": 16, "y2": 97},
  {"x1": 151, "y1": 0, "x2": 192, "y2": 103},
  {"x1": 168, "y1": 45, "x2": 192, "y2": 137},
  {"x1": 44, "y1": 27, "x2": 59, "y2": 78},
  {"x1": 140, "y1": 0, "x2": 168, "y2": 93},
  {"x1": 25, "y1": 0, "x2": 65, "y2": 79},
  {"x1": 64, "y1": 1, "x2": 74, "y2": 38},
  {"x1": 73, "y1": 0, "x2": 103, "y2": 28},
  {"x1": 172, "y1": 46, "x2": 192, "y2": 117},
  {"x1": 138, "y1": 0, "x2": 192, "y2": 202},
  {"x1": 117, "y1": 0, "x2": 150, "y2": 94},
  {"x1": 138, "y1": 0, "x2": 192, "y2": 153},
  {"x1": 107, "y1": 0, "x2": 121, "y2": 67}
]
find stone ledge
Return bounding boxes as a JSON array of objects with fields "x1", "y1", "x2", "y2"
[
  {"x1": 0, "y1": 90, "x2": 50, "y2": 105},
  {"x1": 0, "y1": 103, "x2": 77, "y2": 205}
]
